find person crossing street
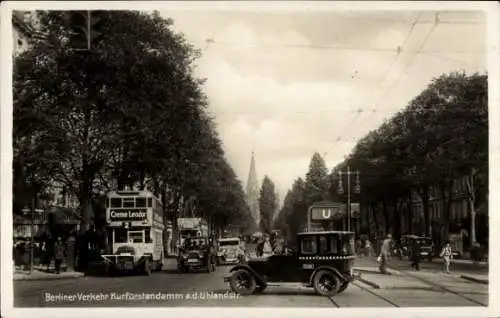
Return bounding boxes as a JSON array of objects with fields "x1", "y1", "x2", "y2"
[
  {"x1": 378, "y1": 234, "x2": 392, "y2": 274},
  {"x1": 410, "y1": 243, "x2": 421, "y2": 271},
  {"x1": 440, "y1": 241, "x2": 453, "y2": 273}
]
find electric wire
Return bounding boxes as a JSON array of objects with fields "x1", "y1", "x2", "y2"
[{"x1": 322, "y1": 12, "x2": 422, "y2": 157}]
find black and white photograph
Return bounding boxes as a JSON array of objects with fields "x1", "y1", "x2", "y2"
[{"x1": 2, "y1": 1, "x2": 498, "y2": 317}]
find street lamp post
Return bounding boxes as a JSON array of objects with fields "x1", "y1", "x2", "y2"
[
  {"x1": 21, "y1": 199, "x2": 43, "y2": 274},
  {"x1": 337, "y1": 166, "x2": 361, "y2": 232}
]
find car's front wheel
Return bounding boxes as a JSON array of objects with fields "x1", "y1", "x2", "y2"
[
  {"x1": 313, "y1": 270, "x2": 341, "y2": 297},
  {"x1": 229, "y1": 269, "x2": 256, "y2": 295}
]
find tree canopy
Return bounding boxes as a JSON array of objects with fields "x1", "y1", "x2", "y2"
[
  {"x1": 275, "y1": 72, "x2": 488, "y2": 246},
  {"x1": 331, "y1": 71, "x2": 488, "y2": 243},
  {"x1": 259, "y1": 175, "x2": 277, "y2": 234},
  {"x1": 274, "y1": 152, "x2": 330, "y2": 242},
  {"x1": 13, "y1": 10, "x2": 254, "y2": 235}
]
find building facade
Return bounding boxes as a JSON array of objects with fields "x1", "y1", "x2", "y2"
[{"x1": 399, "y1": 175, "x2": 487, "y2": 253}]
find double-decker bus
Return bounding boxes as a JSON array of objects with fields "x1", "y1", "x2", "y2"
[{"x1": 101, "y1": 190, "x2": 165, "y2": 275}]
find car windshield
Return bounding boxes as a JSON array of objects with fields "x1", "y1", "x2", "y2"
[
  {"x1": 219, "y1": 240, "x2": 239, "y2": 247},
  {"x1": 181, "y1": 230, "x2": 198, "y2": 238},
  {"x1": 416, "y1": 238, "x2": 432, "y2": 245}
]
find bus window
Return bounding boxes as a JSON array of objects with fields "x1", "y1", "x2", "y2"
[
  {"x1": 123, "y1": 198, "x2": 134, "y2": 208},
  {"x1": 111, "y1": 198, "x2": 122, "y2": 208},
  {"x1": 136, "y1": 198, "x2": 146, "y2": 208},
  {"x1": 145, "y1": 229, "x2": 152, "y2": 243},
  {"x1": 129, "y1": 231, "x2": 144, "y2": 243},
  {"x1": 147, "y1": 198, "x2": 153, "y2": 208},
  {"x1": 114, "y1": 228, "x2": 127, "y2": 243}
]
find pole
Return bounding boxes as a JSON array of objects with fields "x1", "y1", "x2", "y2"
[
  {"x1": 86, "y1": 10, "x2": 91, "y2": 50},
  {"x1": 29, "y1": 196, "x2": 35, "y2": 274},
  {"x1": 347, "y1": 166, "x2": 351, "y2": 232},
  {"x1": 307, "y1": 207, "x2": 311, "y2": 232}
]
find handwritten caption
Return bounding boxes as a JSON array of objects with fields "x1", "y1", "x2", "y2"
[{"x1": 44, "y1": 291, "x2": 241, "y2": 303}]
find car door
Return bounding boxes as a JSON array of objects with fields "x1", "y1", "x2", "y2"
[{"x1": 265, "y1": 254, "x2": 296, "y2": 281}]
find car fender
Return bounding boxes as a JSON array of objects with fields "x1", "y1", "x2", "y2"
[
  {"x1": 229, "y1": 265, "x2": 266, "y2": 287},
  {"x1": 309, "y1": 266, "x2": 346, "y2": 286}
]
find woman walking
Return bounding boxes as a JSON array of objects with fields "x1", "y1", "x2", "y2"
[{"x1": 440, "y1": 241, "x2": 453, "y2": 274}]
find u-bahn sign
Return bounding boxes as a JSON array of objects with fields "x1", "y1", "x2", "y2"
[{"x1": 309, "y1": 202, "x2": 346, "y2": 221}]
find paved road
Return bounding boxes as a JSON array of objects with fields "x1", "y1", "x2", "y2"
[{"x1": 14, "y1": 262, "x2": 487, "y2": 307}]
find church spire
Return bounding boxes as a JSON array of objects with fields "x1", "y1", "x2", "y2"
[{"x1": 245, "y1": 151, "x2": 259, "y2": 227}]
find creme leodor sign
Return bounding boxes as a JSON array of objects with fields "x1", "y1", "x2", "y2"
[{"x1": 109, "y1": 209, "x2": 147, "y2": 221}]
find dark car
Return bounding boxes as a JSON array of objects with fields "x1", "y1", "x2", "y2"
[
  {"x1": 224, "y1": 231, "x2": 356, "y2": 297},
  {"x1": 400, "y1": 235, "x2": 434, "y2": 262},
  {"x1": 177, "y1": 237, "x2": 216, "y2": 273}
]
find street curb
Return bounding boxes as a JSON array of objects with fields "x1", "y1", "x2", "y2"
[
  {"x1": 460, "y1": 275, "x2": 488, "y2": 285},
  {"x1": 14, "y1": 272, "x2": 84, "y2": 281}
]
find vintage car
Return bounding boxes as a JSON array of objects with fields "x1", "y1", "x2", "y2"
[
  {"x1": 224, "y1": 231, "x2": 356, "y2": 297},
  {"x1": 399, "y1": 235, "x2": 435, "y2": 262},
  {"x1": 177, "y1": 237, "x2": 217, "y2": 273},
  {"x1": 217, "y1": 237, "x2": 245, "y2": 265}
]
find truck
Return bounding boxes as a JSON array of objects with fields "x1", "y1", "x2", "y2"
[{"x1": 177, "y1": 217, "x2": 209, "y2": 246}]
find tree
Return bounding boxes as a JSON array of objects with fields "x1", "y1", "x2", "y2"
[
  {"x1": 304, "y1": 152, "x2": 330, "y2": 206},
  {"x1": 259, "y1": 176, "x2": 277, "y2": 234},
  {"x1": 329, "y1": 71, "x2": 487, "y2": 245},
  {"x1": 13, "y1": 11, "x2": 256, "y2": 263}
]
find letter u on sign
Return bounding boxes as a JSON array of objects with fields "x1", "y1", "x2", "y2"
[{"x1": 322, "y1": 209, "x2": 332, "y2": 219}]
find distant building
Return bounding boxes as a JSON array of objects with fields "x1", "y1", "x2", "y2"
[
  {"x1": 245, "y1": 151, "x2": 260, "y2": 227},
  {"x1": 399, "y1": 175, "x2": 487, "y2": 253}
]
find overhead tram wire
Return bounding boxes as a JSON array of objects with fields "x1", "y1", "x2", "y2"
[
  {"x1": 353, "y1": 12, "x2": 440, "y2": 134},
  {"x1": 322, "y1": 12, "x2": 422, "y2": 158}
]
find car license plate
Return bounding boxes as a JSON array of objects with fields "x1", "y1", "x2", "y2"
[
  {"x1": 421, "y1": 252, "x2": 428, "y2": 255},
  {"x1": 303, "y1": 264, "x2": 314, "y2": 269},
  {"x1": 188, "y1": 259, "x2": 198, "y2": 263}
]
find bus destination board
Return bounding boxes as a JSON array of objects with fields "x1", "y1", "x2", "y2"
[{"x1": 109, "y1": 209, "x2": 147, "y2": 222}]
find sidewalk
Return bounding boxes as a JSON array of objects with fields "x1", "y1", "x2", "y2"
[
  {"x1": 354, "y1": 257, "x2": 488, "y2": 288},
  {"x1": 14, "y1": 269, "x2": 84, "y2": 281}
]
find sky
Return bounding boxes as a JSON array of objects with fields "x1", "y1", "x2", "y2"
[{"x1": 160, "y1": 9, "x2": 486, "y2": 199}]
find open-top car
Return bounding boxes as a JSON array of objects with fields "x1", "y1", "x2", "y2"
[
  {"x1": 224, "y1": 231, "x2": 356, "y2": 297},
  {"x1": 177, "y1": 237, "x2": 216, "y2": 273},
  {"x1": 217, "y1": 237, "x2": 245, "y2": 265}
]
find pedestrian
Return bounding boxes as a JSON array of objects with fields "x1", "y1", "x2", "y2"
[
  {"x1": 378, "y1": 234, "x2": 392, "y2": 274},
  {"x1": 256, "y1": 239, "x2": 264, "y2": 257},
  {"x1": 53, "y1": 237, "x2": 65, "y2": 274},
  {"x1": 41, "y1": 241, "x2": 52, "y2": 271},
  {"x1": 364, "y1": 239, "x2": 371, "y2": 257},
  {"x1": 439, "y1": 241, "x2": 453, "y2": 274},
  {"x1": 410, "y1": 243, "x2": 421, "y2": 271},
  {"x1": 262, "y1": 236, "x2": 273, "y2": 257}
]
